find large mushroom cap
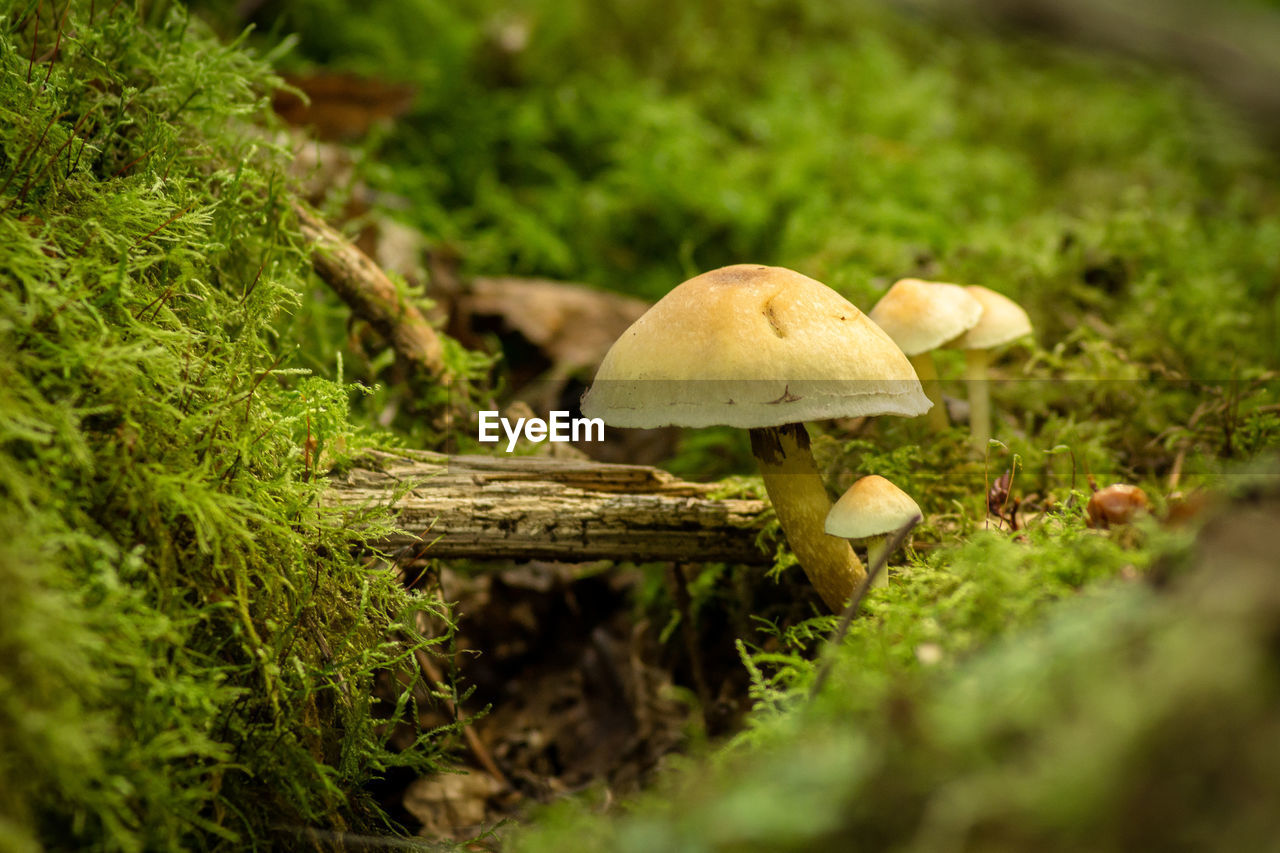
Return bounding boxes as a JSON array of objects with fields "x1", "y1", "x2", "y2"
[
  {"x1": 867, "y1": 278, "x2": 983, "y2": 355},
  {"x1": 580, "y1": 264, "x2": 930, "y2": 429},
  {"x1": 949, "y1": 285, "x2": 1032, "y2": 350},
  {"x1": 825, "y1": 474, "x2": 922, "y2": 539}
]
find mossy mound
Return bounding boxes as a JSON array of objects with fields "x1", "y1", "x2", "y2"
[
  {"x1": 512, "y1": 479, "x2": 1280, "y2": 852},
  {"x1": 0, "y1": 4, "x2": 447, "y2": 850}
]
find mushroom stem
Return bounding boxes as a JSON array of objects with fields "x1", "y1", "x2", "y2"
[
  {"x1": 865, "y1": 537, "x2": 890, "y2": 588},
  {"x1": 964, "y1": 348, "x2": 992, "y2": 452},
  {"x1": 909, "y1": 352, "x2": 949, "y2": 431},
  {"x1": 750, "y1": 424, "x2": 865, "y2": 610}
]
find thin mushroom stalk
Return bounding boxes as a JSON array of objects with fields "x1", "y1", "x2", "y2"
[
  {"x1": 750, "y1": 424, "x2": 864, "y2": 610},
  {"x1": 864, "y1": 536, "x2": 890, "y2": 588},
  {"x1": 948, "y1": 285, "x2": 1032, "y2": 452},
  {"x1": 909, "y1": 352, "x2": 949, "y2": 431},
  {"x1": 965, "y1": 348, "x2": 992, "y2": 452}
]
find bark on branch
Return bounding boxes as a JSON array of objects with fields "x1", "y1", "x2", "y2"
[
  {"x1": 325, "y1": 450, "x2": 772, "y2": 565},
  {"x1": 294, "y1": 202, "x2": 448, "y2": 379}
]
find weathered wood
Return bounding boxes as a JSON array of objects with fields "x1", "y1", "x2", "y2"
[{"x1": 325, "y1": 450, "x2": 772, "y2": 565}]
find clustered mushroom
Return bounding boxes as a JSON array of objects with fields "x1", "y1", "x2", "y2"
[
  {"x1": 582, "y1": 264, "x2": 1036, "y2": 611},
  {"x1": 945, "y1": 285, "x2": 1033, "y2": 451},
  {"x1": 870, "y1": 279, "x2": 1033, "y2": 449},
  {"x1": 581, "y1": 264, "x2": 929, "y2": 610},
  {"x1": 868, "y1": 279, "x2": 982, "y2": 432}
]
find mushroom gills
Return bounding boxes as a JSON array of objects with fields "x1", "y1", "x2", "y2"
[{"x1": 865, "y1": 536, "x2": 891, "y2": 588}]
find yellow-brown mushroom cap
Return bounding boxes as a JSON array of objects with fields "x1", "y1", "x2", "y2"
[
  {"x1": 948, "y1": 285, "x2": 1033, "y2": 351},
  {"x1": 825, "y1": 474, "x2": 922, "y2": 539},
  {"x1": 867, "y1": 278, "x2": 983, "y2": 356},
  {"x1": 580, "y1": 264, "x2": 930, "y2": 429}
]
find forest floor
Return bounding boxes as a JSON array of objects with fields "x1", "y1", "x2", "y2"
[{"x1": 5, "y1": 2, "x2": 1280, "y2": 851}]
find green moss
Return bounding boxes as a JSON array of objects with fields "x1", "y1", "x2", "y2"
[
  {"x1": 0, "y1": 4, "x2": 450, "y2": 849},
  {"x1": 213, "y1": 8, "x2": 1280, "y2": 849},
  {"x1": 7, "y1": 0, "x2": 1278, "y2": 848},
  {"x1": 221, "y1": 0, "x2": 1280, "y2": 495},
  {"x1": 238, "y1": 0, "x2": 1279, "y2": 375},
  {"x1": 508, "y1": 505, "x2": 1280, "y2": 852}
]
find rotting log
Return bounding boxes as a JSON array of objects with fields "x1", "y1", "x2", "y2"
[{"x1": 325, "y1": 450, "x2": 772, "y2": 565}]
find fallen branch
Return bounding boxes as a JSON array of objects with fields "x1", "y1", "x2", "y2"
[
  {"x1": 293, "y1": 202, "x2": 448, "y2": 380},
  {"x1": 326, "y1": 450, "x2": 772, "y2": 565}
]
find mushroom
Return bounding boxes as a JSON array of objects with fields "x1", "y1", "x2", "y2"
[
  {"x1": 825, "y1": 475, "x2": 922, "y2": 587},
  {"x1": 580, "y1": 264, "x2": 929, "y2": 610},
  {"x1": 868, "y1": 278, "x2": 984, "y2": 431},
  {"x1": 945, "y1": 285, "x2": 1033, "y2": 451},
  {"x1": 1087, "y1": 483, "x2": 1149, "y2": 529}
]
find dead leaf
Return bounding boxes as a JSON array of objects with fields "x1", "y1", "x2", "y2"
[
  {"x1": 274, "y1": 72, "x2": 417, "y2": 141},
  {"x1": 403, "y1": 770, "x2": 503, "y2": 838},
  {"x1": 458, "y1": 277, "x2": 648, "y2": 374}
]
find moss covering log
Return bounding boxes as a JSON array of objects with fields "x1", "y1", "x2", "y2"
[{"x1": 0, "y1": 4, "x2": 452, "y2": 850}]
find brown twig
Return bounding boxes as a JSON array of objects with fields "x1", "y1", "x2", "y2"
[
  {"x1": 136, "y1": 284, "x2": 174, "y2": 322},
  {"x1": 237, "y1": 261, "x2": 266, "y2": 307},
  {"x1": 0, "y1": 110, "x2": 64, "y2": 203},
  {"x1": 131, "y1": 201, "x2": 194, "y2": 249},
  {"x1": 410, "y1": 646, "x2": 509, "y2": 790},
  {"x1": 1154, "y1": 399, "x2": 1209, "y2": 491},
  {"x1": 669, "y1": 562, "x2": 713, "y2": 729},
  {"x1": 112, "y1": 144, "x2": 160, "y2": 177},
  {"x1": 40, "y1": 0, "x2": 71, "y2": 90},
  {"x1": 26, "y1": 0, "x2": 41, "y2": 84},
  {"x1": 293, "y1": 202, "x2": 448, "y2": 381}
]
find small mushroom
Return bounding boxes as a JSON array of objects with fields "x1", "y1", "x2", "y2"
[
  {"x1": 945, "y1": 286, "x2": 1033, "y2": 451},
  {"x1": 868, "y1": 279, "x2": 983, "y2": 432},
  {"x1": 581, "y1": 264, "x2": 929, "y2": 610},
  {"x1": 1087, "y1": 483, "x2": 1149, "y2": 528},
  {"x1": 825, "y1": 475, "x2": 923, "y2": 587}
]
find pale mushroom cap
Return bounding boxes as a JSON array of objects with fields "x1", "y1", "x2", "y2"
[
  {"x1": 867, "y1": 278, "x2": 983, "y2": 355},
  {"x1": 580, "y1": 264, "x2": 930, "y2": 429},
  {"x1": 825, "y1": 474, "x2": 923, "y2": 540},
  {"x1": 949, "y1": 285, "x2": 1033, "y2": 350}
]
